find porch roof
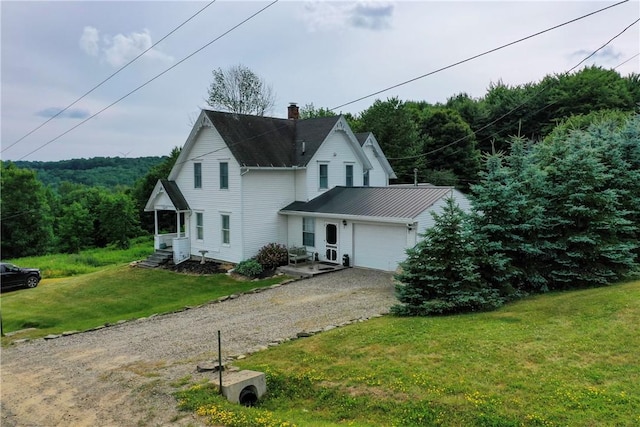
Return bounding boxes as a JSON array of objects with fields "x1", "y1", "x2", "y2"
[{"x1": 144, "y1": 179, "x2": 190, "y2": 212}]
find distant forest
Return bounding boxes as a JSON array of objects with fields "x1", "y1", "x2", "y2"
[{"x1": 13, "y1": 156, "x2": 166, "y2": 189}]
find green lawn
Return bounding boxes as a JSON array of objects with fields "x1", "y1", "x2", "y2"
[
  {"x1": 1, "y1": 265, "x2": 286, "y2": 343},
  {"x1": 176, "y1": 280, "x2": 640, "y2": 427},
  {"x1": 4, "y1": 236, "x2": 155, "y2": 278}
]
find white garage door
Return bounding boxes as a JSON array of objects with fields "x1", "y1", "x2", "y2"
[{"x1": 353, "y1": 223, "x2": 408, "y2": 271}]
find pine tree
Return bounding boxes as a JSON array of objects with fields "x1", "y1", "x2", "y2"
[
  {"x1": 470, "y1": 138, "x2": 550, "y2": 294},
  {"x1": 392, "y1": 198, "x2": 504, "y2": 316},
  {"x1": 535, "y1": 124, "x2": 636, "y2": 288}
]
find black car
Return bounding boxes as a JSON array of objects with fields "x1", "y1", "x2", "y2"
[{"x1": 1, "y1": 262, "x2": 41, "y2": 291}]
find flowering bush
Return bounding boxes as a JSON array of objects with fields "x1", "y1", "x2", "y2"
[{"x1": 255, "y1": 243, "x2": 288, "y2": 270}]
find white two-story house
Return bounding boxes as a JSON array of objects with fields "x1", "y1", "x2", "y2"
[{"x1": 145, "y1": 104, "x2": 470, "y2": 271}]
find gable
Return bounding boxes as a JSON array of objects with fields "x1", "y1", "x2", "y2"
[
  {"x1": 356, "y1": 132, "x2": 397, "y2": 179},
  {"x1": 145, "y1": 179, "x2": 190, "y2": 212},
  {"x1": 167, "y1": 109, "x2": 383, "y2": 182}
]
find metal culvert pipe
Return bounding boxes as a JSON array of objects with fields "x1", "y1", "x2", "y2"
[{"x1": 239, "y1": 385, "x2": 258, "y2": 406}]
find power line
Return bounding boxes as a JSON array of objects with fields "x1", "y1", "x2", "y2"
[
  {"x1": 171, "y1": 1, "x2": 631, "y2": 170},
  {"x1": 17, "y1": 0, "x2": 279, "y2": 161},
  {"x1": 3, "y1": 1, "x2": 217, "y2": 154},
  {"x1": 387, "y1": 17, "x2": 640, "y2": 162},
  {"x1": 614, "y1": 52, "x2": 640, "y2": 70},
  {"x1": 330, "y1": 0, "x2": 630, "y2": 112}
]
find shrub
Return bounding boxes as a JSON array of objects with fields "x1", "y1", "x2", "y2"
[
  {"x1": 255, "y1": 243, "x2": 288, "y2": 270},
  {"x1": 234, "y1": 259, "x2": 263, "y2": 278}
]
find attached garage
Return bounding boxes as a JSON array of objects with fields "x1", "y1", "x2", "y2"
[
  {"x1": 281, "y1": 186, "x2": 471, "y2": 272},
  {"x1": 353, "y1": 223, "x2": 408, "y2": 271}
]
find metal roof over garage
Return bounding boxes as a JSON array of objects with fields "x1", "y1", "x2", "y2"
[{"x1": 280, "y1": 186, "x2": 455, "y2": 219}]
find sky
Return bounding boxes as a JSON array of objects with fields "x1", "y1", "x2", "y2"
[{"x1": 1, "y1": 0, "x2": 638, "y2": 162}]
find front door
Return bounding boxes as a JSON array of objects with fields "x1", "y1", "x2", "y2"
[{"x1": 325, "y1": 223, "x2": 338, "y2": 262}]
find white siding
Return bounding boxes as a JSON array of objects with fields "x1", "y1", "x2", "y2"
[
  {"x1": 362, "y1": 142, "x2": 390, "y2": 186},
  {"x1": 414, "y1": 189, "x2": 472, "y2": 235},
  {"x1": 241, "y1": 170, "x2": 295, "y2": 259},
  {"x1": 294, "y1": 169, "x2": 307, "y2": 201},
  {"x1": 306, "y1": 131, "x2": 363, "y2": 200},
  {"x1": 174, "y1": 126, "x2": 243, "y2": 263}
]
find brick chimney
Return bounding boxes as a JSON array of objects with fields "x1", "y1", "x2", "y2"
[{"x1": 287, "y1": 102, "x2": 299, "y2": 120}]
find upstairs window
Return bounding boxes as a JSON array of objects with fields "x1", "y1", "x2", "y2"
[
  {"x1": 220, "y1": 162, "x2": 229, "y2": 189},
  {"x1": 302, "y1": 217, "x2": 315, "y2": 247},
  {"x1": 221, "y1": 214, "x2": 230, "y2": 244},
  {"x1": 319, "y1": 164, "x2": 328, "y2": 189},
  {"x1": 194, "y1": 163, "x2": 202, "y2": 189},
  {"x1": 363, "y1": 170, "x2": 370, "y2": 187},
  {"x1": 345, "y1": 164, "x2": 354, "y2": 187}
]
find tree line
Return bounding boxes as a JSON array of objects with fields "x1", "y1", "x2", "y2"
[
  {"x1": 14, "y1": 156, "x2": 165, "y2": 189},
  {"x1": 304, "y1": 66, "x2": 639, "y2": 188},
  {"x1": 1, "y1": 151, "x2": 179, "y2": 259},
  {"x1": 393, "y1": 113, "x2": 640, "y2": 315},
  {"x1": 1, "y1": 66, "x2": 637, "y2": 266}
]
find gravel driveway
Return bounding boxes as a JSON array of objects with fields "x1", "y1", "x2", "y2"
[{"x1": 1, "y1": 268, "x2": 397, "y2": 427}]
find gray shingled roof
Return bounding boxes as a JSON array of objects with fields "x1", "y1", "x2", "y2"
[
  {"x1": 354, "y1": 132, "x2": 371, "y2": 146},
  {"x1": 281, "y1": 186, "x2": 454, "y2": 219},
  {"x1": 203, "y1": 111, "x2": 340, "y2": 167},
  {"x1": 160, "y1": 179, "x2": 190, "y2": 211}
]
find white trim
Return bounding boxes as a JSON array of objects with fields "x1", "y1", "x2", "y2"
[{"x1": 280, "y1": 210, "x2": 414, "y2": 225}]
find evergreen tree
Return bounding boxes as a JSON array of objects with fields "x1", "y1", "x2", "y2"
[
  {"x1": 392, "y1": 198, "x2": 504, "y2": 316},
  {"x1": 535, "y1": 124, "x2": 636, "y2": 288}
]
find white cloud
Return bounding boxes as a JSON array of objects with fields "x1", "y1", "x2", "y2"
[
  {"x1": 301, "y1": 1, "x2": 394, "y2": 32},
  {"x1": 79, "y1": 27, "x2": 174, "y2": 68},
  {"x1": 79, "y1": 26, "x2": 99, "y2": 56}
]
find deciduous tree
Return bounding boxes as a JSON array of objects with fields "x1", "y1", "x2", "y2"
[
  {"x1": 207, "y1": 64, "x2": 275, "y2": 116},
  {"x1": 0, "y1": 162, "x2": 54, "y2": 258}
]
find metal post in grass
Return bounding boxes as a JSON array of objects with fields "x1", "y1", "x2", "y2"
[{"x1": 218, "y1": 330, "x2": 223, "y2": 395}]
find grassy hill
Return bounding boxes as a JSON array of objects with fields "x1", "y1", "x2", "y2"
[
  {"x1": 182, "y1": 280, "x2": 640, "y2": 426},
  {"x1": 2, "y1": 242, "x2": 638, "y2": 426}
]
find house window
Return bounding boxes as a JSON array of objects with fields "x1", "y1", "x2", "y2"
[
  {"x1": 221, "y1": 214, "x2": 230, "y2": 245},
  {"x1": 319, "y1": 164, "x2": 328, "y2": 189},
  {"x1": 220, "y1": 162, "x2": 229, "y2": 189},
  {"x1": 194, "y1": 163, "x2": 202, "y2": 189},
  {"x1": 196, "y1": 212, "x2": 204, "y2": 240},
  {"x1": 345, "y1": 164, "x2": 353, "y2": 187},
  {"x1": 363, "y1": 169, "x2": 370, "y2": 187},
  {"x1": 302, "y1": 217, "x2": 315, "y2": 247}
]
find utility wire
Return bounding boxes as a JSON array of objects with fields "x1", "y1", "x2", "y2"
[
  {"x1": 174, "y1": 1, "x2": 632, "y2": 168},
  {"x1": 3, "y1": 1, "x2": 217, "y2": 154},
  {"x1": 17, "y1": 0, "x2": 279, "y2": 160},
  {"x1": 387, "y1": 17, "x2": 640, "y2": 161},
  {"x1": 613, "y1": 52, "x2": 639, "y2": 69},
  {"x1": 330, "y1": 0, "x2": 630, "y2": 112}
]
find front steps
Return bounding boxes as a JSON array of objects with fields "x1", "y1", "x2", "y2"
[{"x1": 138, "y1": 249, "x2": 174, "y2": 269}]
